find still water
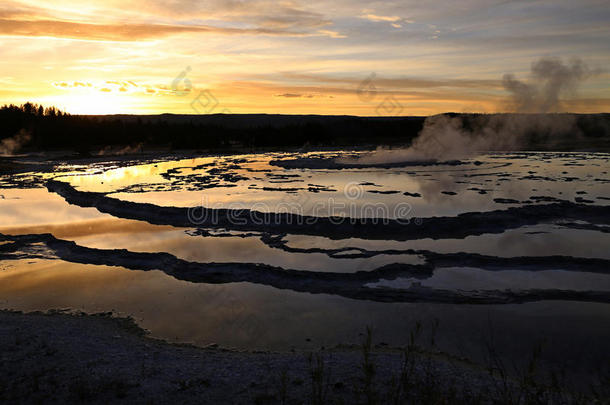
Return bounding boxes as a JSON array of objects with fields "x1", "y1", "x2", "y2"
[{"x1": 1, "y1": 151, "x2": 609, "y2": 371}]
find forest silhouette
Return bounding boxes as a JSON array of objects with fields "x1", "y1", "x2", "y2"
[{"x1": 1, "y1": 103, "x2": 608, "y2": 155}]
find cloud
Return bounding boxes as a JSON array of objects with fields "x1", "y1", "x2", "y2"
[
  {"x1": 224, "y1": 80, "x2": 502, "y2": 107},
  {"x1": 275, "y1": 93, "x2": 304, "y2": 98},
  {"x1": 275, "y1": 72, "x2": 501, "y2": 90},
  {"x1": 0, "y1": 0, "x2": 338, "y2": 41},
  {"x1": 0, "y1": 18, "x2": 327, "y2": 41},
  {"x1": 360, "y1": 13, "x2": 402, "y2": 23},
  {"x1": 1, "y1": 0, "x2": 608, "y2": 115},
  {"x1": 274, "y1": 93, "x2": 322, "y2": 98},
  {"x1": 316, "y1": 29, "x2": 346, "y2": 38},
  {"x1": 52, "y1": 80, "x2": 178, "y2": 96},
  {"x1": 359, "y1": 9, "x2": 413, "y2": 29},
  {"x1": 138, "y1": 0, "x2": 331, "y2": 29}
]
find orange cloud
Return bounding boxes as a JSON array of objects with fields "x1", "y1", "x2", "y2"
[
  {"x1": 52, "y1": 80, "x2": 178, "y2": 97},
  {"x1": 0, "y1": 18, "x2": 325, "y2": 41}
]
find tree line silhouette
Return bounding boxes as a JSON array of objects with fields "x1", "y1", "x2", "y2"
[
  {"x1": 0, "y1": 103, "x2": 425, "y2": 154},
  {"x1": 1, "y1": 103, "x2": 608, "y2": 155}
]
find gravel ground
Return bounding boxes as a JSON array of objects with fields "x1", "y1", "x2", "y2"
[{"x1": 0, "y1": 310, "x2": 499, "y2": 404}]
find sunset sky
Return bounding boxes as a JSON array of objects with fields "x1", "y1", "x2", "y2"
[{"x1": 1, "y1": 0, "x2": 608, "y2": 115}]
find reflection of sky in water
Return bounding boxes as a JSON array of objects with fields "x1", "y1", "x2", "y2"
[
  {"x1": 68, "y1": 225, "x2": 422, "y2": 272},
  {"x1": 367, "y1": 267, "x2": 610, "y2": 291},
  {"x1": 56, "y1": 152, "x2": 610, "y2": 219},
  {"x1": 283, "y1": 225, "x2": 610, "y2": 259},
  {"x1": 1, "y1": 259, "x2": 609, "y2": 369},
  {"x1": 60, "y1": 157, "x2": 217, "y2": 193},
  {"x1": 0, "y1": 188, "x2": 108, "y2": 226},
  {"x1": 1, "y1": 151, "x2": 609, "y2": 362}
]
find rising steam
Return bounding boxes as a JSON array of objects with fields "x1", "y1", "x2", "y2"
[
  {"x1": 503, "y1": 57, "x2": 594, "y2": 113},
  {"x1": 0, "y1": 129, "x2": 31, "y2": 156},
  {"x1": 341, "y1": 57, "x2": 600, "y2": 164},
  {"x1": 97, "y1": 143, "x2": 144, "y2": 156}
]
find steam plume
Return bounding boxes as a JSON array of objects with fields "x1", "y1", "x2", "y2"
[
  {"x1": 503, "y1": 57, "x2": 593, "y2": 113},
  {"x1": 97, "y1": 143, "x2": 144, "y2": 156},
  {"x1": 342, "y1": 57, "x2": 600, "y2": 164},
  {"x1": 0, "y1": 129, "x2": 31, "y2": 156}
]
